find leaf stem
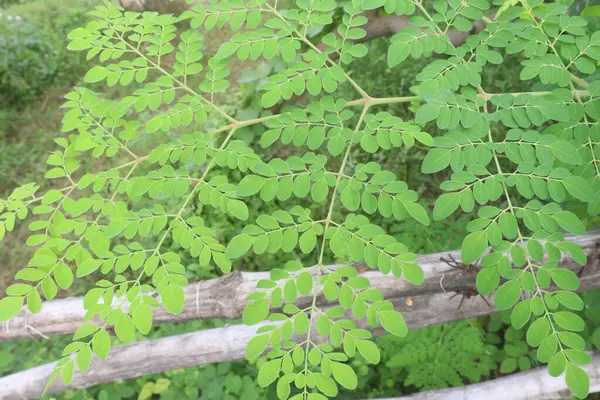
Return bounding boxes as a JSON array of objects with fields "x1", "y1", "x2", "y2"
[
  {"x1": 298, "y1": 104, "x2": 369, "y2": 398},
  {"x1": 149, "y1": 128, "x2": 238, "y2": 259},
  {"x1": 483, "y1": 95, "x2": 567, "y2": 365}
]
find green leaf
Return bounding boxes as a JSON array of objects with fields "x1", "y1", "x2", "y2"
[
  {"x1": 511, "y1": 299, "x2": 531, "y2": 329},
  {"x1": 341, "y1": 187, "x2": 360, "y2": 211},
  {"x1": 415, "y1": 104, "x2": 440, "y2": 124},
  {"x1": 277, "y1": 378, "x2": 291, "y2": 400},
  {"x1": 77, "y1": 258, "x2": 102, "y2": 278},
  {"x1": 402, "y1": 263, "x2": 424, "y2": 285},
  {"x1": 299, "y1": 229, "x2": 317, "y2": 254},
  {"x1": 226, "y1": 234, "x2": 255, "y2": 259},
  {"x1": 237, "y1": 175, "x2": 266, "y2": 197},
  {"x1": 132, "y1": 303, "x2": 153, "y2": 335},
  {"x1": 387, "y1": 42, "x2": 409, "y2": 68},
  {"x1": 526, "y1": 317, "x2": 550, "y2": 347},
  {"x1": 549, "y1": 352, "x2": 567, "y2": 377},
  {"x1": 243, "y1": 299, "x2": 269, "y2": 325},
  {"x1": 499, "y1": 357, "x2": 517, "y2": 373},
  {"x1": 25, "y1": 290, "x2": 42, "y2": 314},
  {"x1": 227, "y1": 199, "x2": 249, "y2": 221},
  {"x1": 246, "y1": 334, "x2": 269, "y2": 360},
  {"x1": 582, "y1": 5, "x2": 600, "y2": 16},
  {"x1": 461, "y1": 231, "x2": 487, "y2": 264},
  {"x1": 296, "y1": 271, "x2": 313, "y2": 296},
  {"x1": 433, "y1": 192, "x2": 460, "y2": 220},
  {"x1": 361, "y1": 0, "x2": 386, "y2": 10},
  {"x1": 76, "y1": 346, "x2": 92, "y2": 372},
  {"x1": 213, "y1": 252, "x2": 231, "y2": 273},
  {"x1": 161, "y1": 284, "x2": 185, "y2": 315},
  {"x1": 553, "y1": 311, "x2": 585, "y2": 331},
  {"x1": 314, "y1": 374, "x2": 338, "y2": 397},
  {"x1": 84, "y1": 66, "x2": 110, "y2": 83},
  {"x1": 41, "y1": 190, "x2": 64, "y2": 205},
  {"x1": 537, "y1": 335, "x2": 558, "y2": 363},
  {"x1": 257, "y1": 359, "x2": 281, "y2": 388},
  {"x1": 550, "y1": 268, "x2": 580, "y2": 291},
  {"x1": 422, "y1": 149, "x2": 451, "y2": 174},
  {"x1": 552, "y1": 211, "x2": 585, "y2": 234},
  {"x1": 566, "y1": 363, "x2": 590, "y2": 399},
  {"x1": 115, "y1": 314, "x2": 135, "y2": 343},
  {"x1": 494, "y1": 280, "x2": 521, "y2": 311},
  {"x1": 92, "y1": 330, "x2": 111, "y2": 360},
  {"x1": 556, "y1": 291, "x2": 584, "y2": 311},
  {"x1": 476, "y1": 267, "x2": 500, "y2": 295},
  {"x1": 261, "y1": 90, "x2": 281, "y2": 108},
  {"x1": 73, "y1": 324, "x2": 98, "y2": 340},
  {"x1": 68, "y1": 27, "x2": 89, "y2": 40},
  {"x1": 215, "y1": 42, "x2": 240, "y2": 59},
  {"x1": 54, "y1": 264, "x2": 74, "y2": 290},
  {"x1": 550, "y1": 141, "x2": 582, "y2": 165},
  {"x1": 405, "y1": 203, "x2": 430, "y2": 226},
  {"x1": 311, "y1": 179, "x2": 329, "y2": 203},
  {"x1": 330, "y1": 361, "x2": 357, "y2": 390},
  {"x1": 379, "y1": 310, "x2": 407, "y2": 337},
  {"x1": 61, "y1": 360, "x2": 74, "y2": 385},
  {"x1": 356, "y1": 339, "x2": 380, "y2": 364},
  {"x1": 561, "y1": 176, "x2": 594, "y2": 202},
  {"x1": 0, "y1": 296, "x2": 23, "y2": 322}
]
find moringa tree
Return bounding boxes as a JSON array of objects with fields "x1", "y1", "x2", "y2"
[{"x1": 1, "y1": 0, "x2": 599, "y2": 398}]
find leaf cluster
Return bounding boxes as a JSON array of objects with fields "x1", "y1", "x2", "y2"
[{"x1": 1, "y1": 0, "x2": 600, "y2": 398}]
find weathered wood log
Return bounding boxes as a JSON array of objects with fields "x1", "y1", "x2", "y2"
[
  {"x1": 2, "y1": 231, "x2": 599, "y2": 342},
  {"x1": 1, "y1": 256, "x2": 600, "y2": 399}
]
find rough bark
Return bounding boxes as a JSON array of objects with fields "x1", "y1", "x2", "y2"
[{"x1": 3, "y1": 231, "x2": 599, "y2": 342}]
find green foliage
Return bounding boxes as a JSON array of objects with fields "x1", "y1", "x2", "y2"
[
  {"x1": 381, "y1": 321, "x2": 496, "y2": 390},
  {"x1": 0, "y1": 0, "x2": 29, "y2": 9},
  {"x1": 414, "y1": 1, "x2": 600, "y2": 397},
  {"x1": 486, "y1": 311, "x2": 537, "y2": 375},
  {"x1": 1, "y1": 0, "x2": 600, "y2": 398},
  {"x1": 0, "y1": 0, "x2": 94, "y2": 108}
]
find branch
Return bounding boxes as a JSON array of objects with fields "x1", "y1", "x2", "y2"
[{"x1": 3, "y1": 231, "x2": 599, "y2": 342}]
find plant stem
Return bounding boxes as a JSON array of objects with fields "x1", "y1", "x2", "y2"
[
  {"x1": 483, "y1": 96, "x2": 567, "y2": 361},
  {"x1": 300, "y1": 104, "x2": 369, "y2": 399},
  {"x1": 150, "y1": 128, "x2": 238, "y2": 256}
]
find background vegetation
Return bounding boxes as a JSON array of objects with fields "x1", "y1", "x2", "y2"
[{"x1": 1, "y1": 0, "x2": 600, "y2": 398}]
